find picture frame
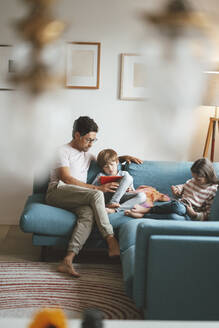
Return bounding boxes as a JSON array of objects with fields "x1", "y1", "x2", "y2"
[
  {"x1": 120, "y1": 53, "x2": 147, "y2": 100},
  {"x1": 65, "y1": 42, "x2": 101, "y2": 89},
  {"x1": 0, "y1": 44, "x2": 15, "y2": 90}
]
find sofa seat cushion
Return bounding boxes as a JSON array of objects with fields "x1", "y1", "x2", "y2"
[
  {"x1": 108, "y1": 212, "x2": 134, "y2": 229},
  {"x1": 144, "y1": 212, "x2": 190, "y2": 221},
  {"x1": 20, "y1": 193, "x2": 77, "y2": 236},
  {"x1": 20, "y1": 193, "x2": 131, "y2": 239}
]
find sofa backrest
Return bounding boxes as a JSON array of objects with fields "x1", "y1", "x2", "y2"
[
  {"x1": 32, "y1": 159, "x2": 219, "y2": 220},
  {"x1": 126, "y1": 161, "x2": 193, "y2": 195},
  {"x1": 33, "y1": 160, "x2": 102, "y2": 194},
  {"x1": 126, "y1": 160, "x2": 219, "y2": 220}
]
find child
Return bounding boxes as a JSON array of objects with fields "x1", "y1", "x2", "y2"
[
  {"x1": 92, "y1": 149, "x2": 146, "y2": 213},
  {"x1": 125, "y1": 158, "x2": 218, "y2": 221}
]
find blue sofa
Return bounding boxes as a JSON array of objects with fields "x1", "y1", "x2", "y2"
[
  {"x1": 119, "y1": 161, "x2": 219, "y2": 320},
  {"x1": 20, "y1": 160, "x2": 135, "y2": 258},
  {"x1": 20, "y1": 160, "x2": 219, "y2": 320}
]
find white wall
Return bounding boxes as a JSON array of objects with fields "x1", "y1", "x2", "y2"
[{"x1": 0, "y1": 0, "x2": 218, "y2": 224}]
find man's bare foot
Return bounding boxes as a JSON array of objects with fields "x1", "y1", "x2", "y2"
[
  {"x1": 124, "y1": 210, "x2": 144, "y2": 218},
  {"x1": 132, "y1": 204, "x2": 151, "y2": 214},
  {"x1": 106, "y1": 203, "x2": 120, "y2": 209},
  {"x1": 58, "y1": 253, "x2": 80, "y2": 277},
  {"x1": 106, "y1": 235, "x2": 120, "y2": 258},
  {"x1": 58, "y1": 262, "x2": 80, "y2": 277},
  {"x1": 106, "y1": 207, "x2": 116, "y2": 214}
]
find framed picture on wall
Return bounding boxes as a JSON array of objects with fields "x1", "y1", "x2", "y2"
[
  {"x1": 120, "y1": 53, "x2": 147, "y2": 100},
  {"x1": 65, "y1": 42, "x2": 101, "y2": 89},
  {"x1": 0, "y1": 44, "x2": 15, "y2": 90}
]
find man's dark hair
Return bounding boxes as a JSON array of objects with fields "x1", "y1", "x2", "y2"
[{"x1": 72, "y1": 116, "x2": 98, "y2": 138}]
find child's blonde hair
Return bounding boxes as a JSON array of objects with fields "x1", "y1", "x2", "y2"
[
  {"x1": 97, "y1": 149, "x2": 118, "y2": 169},
  {"x1": 191, "y1": 158, "x2": 218, "y2": 185}
]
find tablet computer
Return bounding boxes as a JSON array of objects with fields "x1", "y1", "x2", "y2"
[{"x1": 100, "y1": 176, "x2": 122, "y2": 184}]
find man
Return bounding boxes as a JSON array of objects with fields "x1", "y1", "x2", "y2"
[{"x1": 46, "y1": 116, "x2": 142, "y2": 277}]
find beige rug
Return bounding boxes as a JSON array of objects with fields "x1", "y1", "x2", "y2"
[{"x1": 0, "y1": 261, "x2": 142, "y2": 320}]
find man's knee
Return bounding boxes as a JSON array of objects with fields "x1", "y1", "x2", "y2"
[{"x1": 90, "y1": 189, "x2": 104, "y2": 202}]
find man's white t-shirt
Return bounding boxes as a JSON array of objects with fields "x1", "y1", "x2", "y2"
[{"x1": 49, "y1": 143, "x2": 96, "y2": 187}]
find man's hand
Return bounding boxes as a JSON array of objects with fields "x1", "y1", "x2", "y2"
[
  {"x1": 186, "y1": 205, "x2": 197, "y2": 219},
  {"x1": 119, "y1": 155, "x2": 143, "y2": 164},
  {"x1": 97, "y1": 182, "x2": 119, "y2": 193}
]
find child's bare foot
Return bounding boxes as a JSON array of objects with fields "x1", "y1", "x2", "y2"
[
  {"x1": 106, "y1": 207, "x2": 116, "y2": 214},
  {"x1": 107, "y1": 203, "x2": 120, "y2": 209},
  {"x1": 132, "y1": 204, "x2": 151, "y2": 214},
  {"x1": 106, "y1": 235, "x2": 120, "y2": 258},
  {"x1": 58, "y1": 254, "x2": 80, "y2": 277},
  {"x1": 124, "y1": 210, "x2": 144, "y2": 218}
]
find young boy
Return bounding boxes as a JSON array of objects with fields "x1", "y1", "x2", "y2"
[{"x1": 92, "y1": 149, "x2": 146, "y2": 213}]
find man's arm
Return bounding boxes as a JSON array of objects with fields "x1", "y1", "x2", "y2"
[
  {"x1": 118, "y1": 155, "x2": 143, "y2": 164},
  {"x1": 58, "y1": 167, "x2": 118, "y2": 193}
]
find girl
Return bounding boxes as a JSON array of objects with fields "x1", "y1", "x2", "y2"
[{"x1": 125, "y1": 158, "x2": 218, "y2": 221}]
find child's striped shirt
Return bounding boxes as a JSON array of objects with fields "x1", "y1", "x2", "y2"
[{"x1": 175, "y1": 178, "x2": 218, "y2": 220}]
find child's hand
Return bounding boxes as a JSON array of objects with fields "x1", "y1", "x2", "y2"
[
  {"x1": 171, "y1": 185, "x2": 180, "y2": 197},
  {"x1": 98, "y1": 182, "x2": 119, "y2": 193},
  {"x1": 186, "y1": 205, "x2": 197, "y2": 219}
]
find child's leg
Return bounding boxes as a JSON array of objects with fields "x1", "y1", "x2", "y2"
[
  {"x1": 132, "y1": 203, "x2": 152, "y2": 213},
  {"x1": 150, "y1": 200, "x2": 186, "y2": 216},
  {"x1": 124, "y1": 210, "x2": 145, "y2": 218},
  {"x1": 125, "y1": 200, "x2": 186, "y2": 219},
  {"x1": 109, "y1": 172, "x2": 133, "y2": 205},
  {"x1": 104, "y1": 192, "x2": 120, "y2": 209},
  {"x1": 117, "y1": 191, "x2": 146, "y2": 211}
]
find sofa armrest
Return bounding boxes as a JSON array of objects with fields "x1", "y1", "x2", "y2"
[
  {"x1": 20, "y1": 193, "x2": 76, "y2": 236},
  {"x1": 133, "y1": 219, "x2": 219, "y2": 309},
  {"x1": 145, "y1": 235, "x2": 219, "y2": 320}
]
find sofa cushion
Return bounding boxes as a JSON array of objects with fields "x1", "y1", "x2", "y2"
[
  {"x1": 144, "y1": 212, "x2": 190, "y2": 221},
  {"x1": 132, "y1": 219, "x2": 219, "y2": 309},
  {"x1": 145, "y1": 235, "x2": 219, "y2": 320},
  {"x1": 126, "y1": 161, "x2": 192, "y2": 195},
  {"x1": 20, "y1": 193, "x2": 77, "y2": 236},
  {"x1": 120, "y1": 245, "x2": 135, "y2": 298},
  {"x1": 108, "y1": 212, "x2": 134, "y2": 229},
  {"x1": 33, "y1": 160, "x2": 102, "y2": 194},
  {"x1": 209, "y1": 189, "x2": 219, "y2": 221},
  {"x1": 33, "y1": 160, "x2": 122, "y2": 194},
  {"x1": 20, "y1": 193, "x2": 130, "y2": 238},
  {"x1": 87, "y1": 160, "x2": 102, "y2": 184},
  {"x1": 119, "y1": 220, "x2": 140, "y2": 252}
]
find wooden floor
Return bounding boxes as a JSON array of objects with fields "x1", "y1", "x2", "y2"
[
  {"x1": 0, "y1": 225, "x2": 42, "y2": 262},
  {"x1": 0, "y1": 225, "x2": 120, "y2": 264}
]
